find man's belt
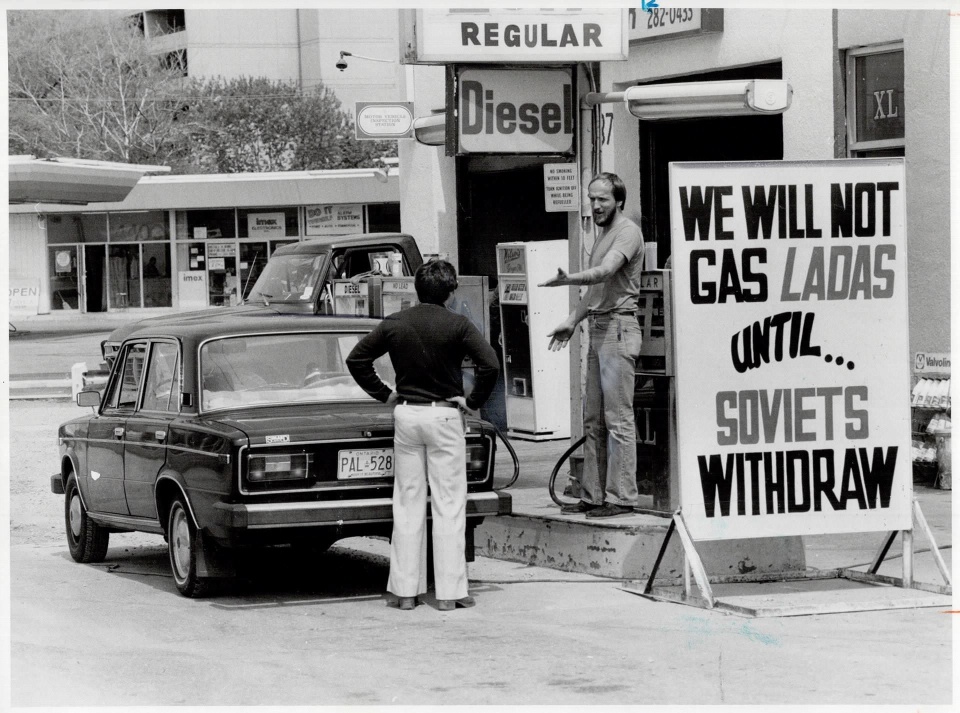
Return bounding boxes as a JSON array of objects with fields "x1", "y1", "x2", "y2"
[{"x1": 399, "y1": 399, "x2": 459, "y2": 408}]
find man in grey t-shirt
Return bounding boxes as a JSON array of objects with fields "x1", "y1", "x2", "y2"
[{"x1": 540, "y1": 172, "x2": 645, "y2": 518}]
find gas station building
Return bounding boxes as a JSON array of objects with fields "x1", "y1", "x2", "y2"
[{"x1": 397, "y1": 8, "x2": 950, "y2": 361}]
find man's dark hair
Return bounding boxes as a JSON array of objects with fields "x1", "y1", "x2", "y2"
[
  {"x1": 590, "y1": 172, "x2": 627, "y2": 209},
  {"x1": 415, "y1": 259, "x2": 458, "y2": 305}
]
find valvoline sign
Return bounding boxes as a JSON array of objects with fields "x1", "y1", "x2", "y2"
[{"x1": 457, "y1": 68, "x2": 574, "y2": 155}]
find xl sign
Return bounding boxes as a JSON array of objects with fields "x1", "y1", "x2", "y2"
[{"x1": 457, "y1": 68, "x2": 574, "y2": 154}]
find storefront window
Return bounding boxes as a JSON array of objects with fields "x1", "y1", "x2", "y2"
[
  {"x1": 143, "y1": 243, "x2": 172, "y2": 307},
  {"x1": 237, "y1": 206, "x2": 299, "y2": 238},
  {"x1": 179, "y1": 208, "x2": 236, "y2": 240},
  {"x1": 846, "y1": 44, "x2": 904, "y2": 155},
  {"x1": 367, "y1": 203, "x2": 401, "y2": 233},
  {"x1": 109, "y1": 211, "x2": 169, "y2": 242},
  {"x1": 45, "y1": 213, "x2": 108, "y2": 244},
  {"x1": 109, "y1": 245, "x2": 142, "y2": 309}
]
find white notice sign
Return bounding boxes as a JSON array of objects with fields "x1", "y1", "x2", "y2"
[
  {"x1": 669, "y1": 159, "x2": 911, "y2": 541},
  {"x1": 543, "y1": 163, "x2": 579, "y2": 212},
  {"x1": 306, "y1": 204, "x2": 363, "y2": 235},
  {"x1": 178, "y1": 271, "x2": 208, "y2": 310}
]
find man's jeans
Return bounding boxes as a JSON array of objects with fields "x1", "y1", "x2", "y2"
[
  {"x1": 388, "y1": 404, "x2": 468, "y2": 601},
  {"x1": 581, "y1": 312, "x2": 642, "y2": 507}
]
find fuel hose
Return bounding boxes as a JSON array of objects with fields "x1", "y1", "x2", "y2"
[
  {"x1": 492, "y1": 423, "x2": 521, "y2": 490},
  {"x1": 547, "y1": 435, "x2": 586, "y2": 507}
]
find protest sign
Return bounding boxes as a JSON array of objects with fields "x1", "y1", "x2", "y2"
[{"x1": 669, "y1": 159, "x2": 910, "y2": 541}]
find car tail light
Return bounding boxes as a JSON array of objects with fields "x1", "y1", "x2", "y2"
[{"x1": 248, "y1": 453, "x2": 312, "y2": 482}]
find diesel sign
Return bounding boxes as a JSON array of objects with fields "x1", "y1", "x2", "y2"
[{"x1": 457, "y1": 69, "x2": 574, "y2": 154}]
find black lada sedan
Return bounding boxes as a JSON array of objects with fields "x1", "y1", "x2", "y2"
[{"x1": 53, "y1": 314, "x2": 510, "y2": 597}]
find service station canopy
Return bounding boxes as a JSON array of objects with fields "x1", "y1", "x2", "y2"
[{"x1": 9, "y1": 155, "x2": 171, "y2": 205}]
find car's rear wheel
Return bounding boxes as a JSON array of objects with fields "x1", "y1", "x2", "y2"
[
  {"x1": 65, "y1": 475, "x2": 109, "y2": 563},
  {"x1": 167, "y1": 495, "x2": 211, "y2": 598}
]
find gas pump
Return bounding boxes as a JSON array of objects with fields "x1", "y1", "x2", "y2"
[
  {"x1": 634, "y1": 269, "x2": 678, "y2": 513},
  {"x1": 496, "y1": 240, "x2": 571, "y2": 441},
  {"x1": 331, "y1": 279, "x2": 370, "y2": 316},
  {"x1": 368, "y1": 275, "x2": 490, "y2": 340},
  {"x1": 366, "y1": 275, "x2": 498, "y2": 419}
]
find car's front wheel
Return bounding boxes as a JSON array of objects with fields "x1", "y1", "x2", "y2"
[
  {"x1": 167, "y1": 495, "x2": 211, "y2": 598},
  {"x1": 65, "y1": 475, "x2": 109, "y2": 563}
]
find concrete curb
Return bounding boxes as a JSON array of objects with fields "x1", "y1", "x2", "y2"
[{"x1": 476, "y1": 511, "x2": 806, "y2": 581}]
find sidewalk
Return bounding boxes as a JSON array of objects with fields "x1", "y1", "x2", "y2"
[{"x1": 8, "y1": 321, "x2": 953, "y2": 603}]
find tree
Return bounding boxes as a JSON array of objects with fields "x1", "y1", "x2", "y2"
[
  {"x1": 181, "y1": 76, "x2": 396, "y2": 173},
  {"x1": 7, "y1": 10, "x2": 197, "y2": 168},
  {"x1": 8, "y1": 11, "x2": 398, "y2": 174}
]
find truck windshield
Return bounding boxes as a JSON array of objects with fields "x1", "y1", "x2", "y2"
[{"x1": 246, "y1": 254, "x2": 325, "y2": 305}]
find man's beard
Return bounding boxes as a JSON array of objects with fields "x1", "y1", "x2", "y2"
[{"x1": 594, "y1": 208, "x2": 616, "y2": 227}]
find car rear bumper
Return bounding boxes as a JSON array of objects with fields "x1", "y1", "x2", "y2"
[{"x1": 213, "y1": 490, "x2": 512, "y2": 530}]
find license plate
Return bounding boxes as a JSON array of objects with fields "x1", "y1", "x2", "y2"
[{"x1": 337, "y1": 448, "x2": 394, "y2": 479}]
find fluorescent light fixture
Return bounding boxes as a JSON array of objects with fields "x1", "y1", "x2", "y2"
[
  {"x1": 413, "y1": 113, "x2": 446, "y2": 146},
  {"x1": 585, "y1": 80, "x2": 792, "y2": 120}
]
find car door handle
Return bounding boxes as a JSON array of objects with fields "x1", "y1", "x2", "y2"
[
  {"x1": 114, "y1": 427, "x2": 124, "y2": 439},
  {"x1": 155, "y1": 431, "x2": 167, "y2": 441}
]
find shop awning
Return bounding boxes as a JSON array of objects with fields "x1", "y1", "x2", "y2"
[{"x1": 8, "y1": 155, "x2": 171, "y2": 205}]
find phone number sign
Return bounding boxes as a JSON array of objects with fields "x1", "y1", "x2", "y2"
[{"x1": 629, "y1": 8, "x2": 722, "y2": 43}]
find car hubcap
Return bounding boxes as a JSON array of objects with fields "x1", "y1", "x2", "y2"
[
  {"x1": 69, "y1": 494, "x2": 82, "y2": 538},
  {"x1": 171, "y1": 509, "x2": 191, "y2": 579}
]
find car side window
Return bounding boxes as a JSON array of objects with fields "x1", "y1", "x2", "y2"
[
  {"x1": 104, "y1": 343, "x2": 148, "y2": 411},
  {"x1": 141, "y1": 342, "x2": 181, "y2": 412}
]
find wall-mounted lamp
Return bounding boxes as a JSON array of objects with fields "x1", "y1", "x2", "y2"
[
  {"x1": 337, "y1": 50, "x2": 394, "y2": 72},
  {"x1": 584, "y1": 79, "x2": 793, "y2": 120},
  {"x1": 412, "y1": 113, "x2": 446, "y2": 146}
]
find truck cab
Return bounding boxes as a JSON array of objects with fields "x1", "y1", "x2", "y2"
[{"x1": 102, "y1": 233, "x2": 424, "y2": 366}]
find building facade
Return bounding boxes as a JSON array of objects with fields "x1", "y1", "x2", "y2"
[
  {"x1": 9, "y1": 170, "x2": 399, "y2": 317},
  {"x1": 398, "y1": 8, "x2": 951, "y2": 360},
  {"x1": 138, "y1": 8, "x2": 405, "y2": 116}
]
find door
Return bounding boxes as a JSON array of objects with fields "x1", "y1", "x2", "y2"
[
  {"x1": 456, "y1": 156, "x2": 569, "y2": 278},
  {"x1": 84, "y1": 245, "x2": 106, "y2": 312},
  {"x1": 84, "y1": 342, "x2": 148, "y2": 514},
  {"x1": 124, "y1": 340, "x2": 181, "y2": 519},
  {"x1": 239, "y1": 242, "x2": 268, "y2": 301},
  {"x1": 638, "y1": 63, "x2": 785, "y2": 266},
  {"x1": 207, "y1": 241, "x2": 238, "y2": 306},
  {"x1": 48, "y1": 245, "x2": 81, "y2": 311}
]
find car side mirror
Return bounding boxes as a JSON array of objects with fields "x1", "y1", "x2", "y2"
[{"x1": 77, "y1": 390, "x2": 101, "y2": 409}]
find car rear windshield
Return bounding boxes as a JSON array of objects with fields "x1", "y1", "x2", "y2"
[
  {"x1": 246, "y1": 254, "x2": 324, "y2": 305},
  {"x1": 200, "y1": 332, "x2": 395, "y2": 411}
]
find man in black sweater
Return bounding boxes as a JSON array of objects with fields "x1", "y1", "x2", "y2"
[{"x1": 346, "y1": 260, "x2": 499, "y2": 611}]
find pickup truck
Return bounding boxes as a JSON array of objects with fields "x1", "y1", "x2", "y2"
[{"x1": 101, "y1": 232, "x2": 424, "y2": 365}]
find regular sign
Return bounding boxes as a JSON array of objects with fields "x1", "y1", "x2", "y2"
[
  {"x1": 669, "y1": 159, "x2": 911, "y2": 541},
  {"x1": 411, "y1": 8, "x2": 628, "y2": 63}
]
